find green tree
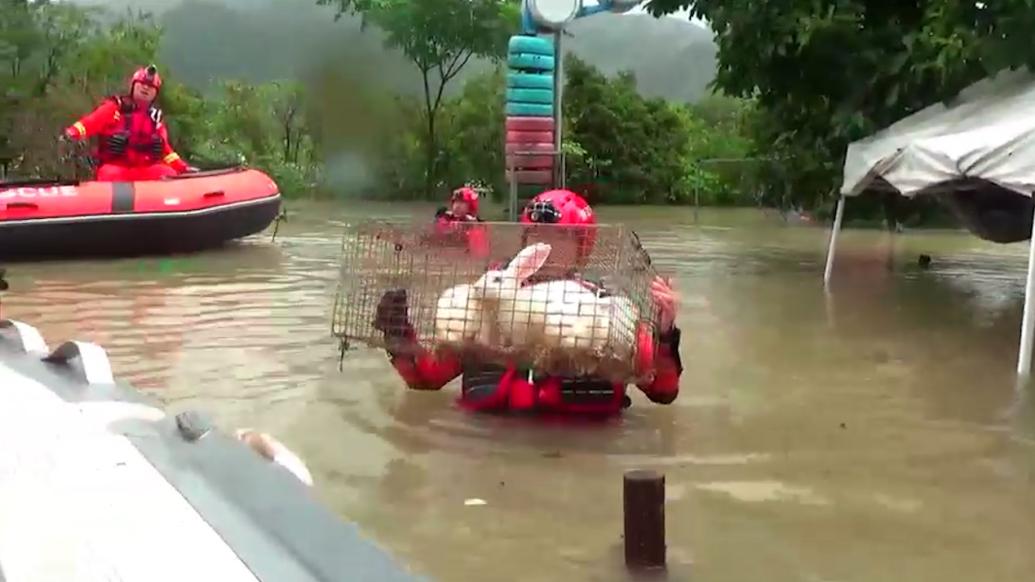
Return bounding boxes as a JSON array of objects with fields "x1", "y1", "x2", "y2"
[
  {"x1": 316, "y1": 0, "x2": 517, "y2": 197},
  {"x1": 0, "y1": 0, "x2": 94, "y2": 175},
  {"x1": 305, "y1": 60, "x2": 426, "y2": 198},
  {"x1": 268, "y1": 82, "x2": 308, "y2": 165},
  {"x1": 685, "y1": 94, "x2": 766, "y2": 206},
  {"x1": 186, "y1": 80, "x2": 321, "y2": 196},
  {"x1": 439, "y1": 66, "x2": 505, "y2": 196},
  {"x1": 1, "y1": 5, "x2": 166, "y2": 178},
  {"x1": 646, "y1": 0, "x2": 1035, "y2": 211},
  {"x1": 563, "y1": 54, "x2": 695, "y2": 204},
  {"x1": 0, "y1": 3, "x2": 322, "y2": 197}
]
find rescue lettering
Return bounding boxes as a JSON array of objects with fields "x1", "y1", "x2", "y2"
[{"x1": 0, "y1": 186, "x2": 78, "y2": 200}]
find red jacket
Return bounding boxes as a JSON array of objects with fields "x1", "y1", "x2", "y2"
[
  {"x1": 432, "y1": 210, "x2": 489, "y2": 259},
  {"x1": 381, "y1": 275, "x2": 682, "y2": 415},
  {"x1": 65, "y1": 96, "x2": 188, "y2": 172},
  {"x1": 387, "y1": 329, "x2": 681, "y2": 415}
]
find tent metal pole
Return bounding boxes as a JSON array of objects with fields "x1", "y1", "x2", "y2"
[
  {"x1": 823, "y1": 195, "x2": 846, "y2": 287},
  {"x1": 1016, "y1": 206, "x2": 1035, "y2": 375}
]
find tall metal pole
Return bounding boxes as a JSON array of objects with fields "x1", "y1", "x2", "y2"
[
  {"x1": 823, "y1": 195, "x2": 846, "y2": 288},
  {"x1": 553, "y1": 30, "x2": 564, "y2": 189},
  {"x1": 1017, "y1": 206, "x2": 1035, "y2": 375}
]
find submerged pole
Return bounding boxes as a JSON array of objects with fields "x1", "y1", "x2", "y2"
[
  {"x1": 823, "y1": 195, "x2": 847, "y2": 287},
  {"x1": 509, "y1": 168, "x2": 518, "y2": 222},
  {"x1": 1017, "y1": 207, "x2": 1035, "y2": 375},
  {"x1": 623, "y1": 469, "x2": 666, "y2": 570}
]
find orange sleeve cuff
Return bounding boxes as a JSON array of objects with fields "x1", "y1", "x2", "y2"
[
  {"x1": 74, "y1": 100, "x2": 118, "y2": 138},
  {"x1": 636, "y1": 327, "x2": 682, "y2": 403},
  {"x1": 163, "y1": 152, "x2": 189, "y2": 172}
]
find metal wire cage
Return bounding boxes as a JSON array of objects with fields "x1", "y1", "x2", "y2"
[{"x1": 331, "y1": 220, "x2": 660, "y2": 382}]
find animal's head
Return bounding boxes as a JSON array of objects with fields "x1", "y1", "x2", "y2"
[{"x1": 473, "y1": 243, "x2": 552, "y2": 299}]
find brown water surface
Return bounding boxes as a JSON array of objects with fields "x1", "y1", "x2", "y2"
[{"x1": 3, "y1": 202, "x2": 1033, "y2": 581}]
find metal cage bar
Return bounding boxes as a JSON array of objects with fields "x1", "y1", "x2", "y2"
[{"x1": 332, "y1": 220, "x2": 660, "y2": 382}]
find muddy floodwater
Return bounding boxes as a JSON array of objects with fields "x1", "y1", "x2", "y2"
[{"x1": 3, "y1": 202, "x2": 1034, "y2": 581}]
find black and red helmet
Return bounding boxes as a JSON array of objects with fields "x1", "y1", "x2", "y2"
[
  {"x1": 131, "y1": 64, "x2": 162, "y2": 90},
  {"x1": 450, "y1": 186, "x2": 480, "y2": 216},
  {"x1": 520, "y1": 189, "x2": 597, "y2": 263}
]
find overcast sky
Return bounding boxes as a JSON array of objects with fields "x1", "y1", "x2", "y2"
[
  {"x1": 584, "y1": 1, "x2": 705, "y2": 26},
  {"x1": 629, "y1": 5, "x2": 694, "y2": 20},
  {"x1": 69, "y1": 0, "x2": 707, "y2": 27}
]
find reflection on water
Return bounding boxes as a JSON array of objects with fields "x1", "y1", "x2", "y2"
[{"x1": 3, "y1": 202, "x2": 1034, "y2": 581}]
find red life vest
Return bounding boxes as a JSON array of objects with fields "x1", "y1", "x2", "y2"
[
  {"x1": 434, "y1": 210, "x2": 477, "y2": 233},
  {"x1": 432, "y1": 211, "x2": 489, "y2": 258},
  {"x1": 455, "y1": 276, "x2": 640, "y2": 415},
  {"x1": 95, "y1": 96, "x2": 165, "y2": 167},
  {"x1": 457, "y1": 362, "x2": 630, "y2": 414}
]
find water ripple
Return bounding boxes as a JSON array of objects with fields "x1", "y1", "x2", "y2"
[{"x1": 3, "y1": 204, "x2": 1035, "y2": 581}]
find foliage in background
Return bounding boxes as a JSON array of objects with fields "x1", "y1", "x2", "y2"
[
  {"x1": 646, "y1": 0, "x2": 1035, "y2": 222},
  {"x1": 562, "y1": 54, "x2": 756, "y2": 205},
  {"x1": 355, "y1": 55, "x2": 762, "y2": 206},
  {"x1": 0, "y1": 3, "x2": 319, "y2": 195},
  {"x1": 182, "y1": 81, "x2": 321, "y2": 197},
  {"x1": 2, "y1": 1, "x2": 763, "y2": 207},
  {"x1": 316, "y1": 0, "x2": 518, "y2": 197}
]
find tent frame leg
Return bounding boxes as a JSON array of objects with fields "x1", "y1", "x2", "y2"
[
  {"x1": 824, "y1": 195, "x2": 847, "y2": 287},
  {"x1": 1017, "y1": 206, "x2": 1035, "y2": 375}
]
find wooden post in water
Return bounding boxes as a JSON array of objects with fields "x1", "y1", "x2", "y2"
[{"x1": 623, "y1": 469, "x2": 666, "y2": 570}]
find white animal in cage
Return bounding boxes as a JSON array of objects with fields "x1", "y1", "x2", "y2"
[
  {"x1": 435, "y1": 283, "x2": 493, "y2": 344},
  {"x1": 473, "y1": 243, "x2": 640, "y2": 353}
]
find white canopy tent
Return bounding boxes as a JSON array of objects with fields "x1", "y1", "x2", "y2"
[{"x1": 824, "y1": 67, "x2": 1035, "y2": 375}]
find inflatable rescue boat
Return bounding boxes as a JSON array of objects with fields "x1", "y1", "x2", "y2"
[
  {"x1": 0, "y1": 167, "x2": 281, "y2": 259},
  {"x1": 0, "y1": 318, "x2": 424, "y2": 581}
]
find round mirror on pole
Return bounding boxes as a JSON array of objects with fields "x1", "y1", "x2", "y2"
[{"x1": 527, "y1": 0, "x2": 581, "y2": 30}]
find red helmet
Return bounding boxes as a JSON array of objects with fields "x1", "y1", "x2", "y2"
[
  {"x1": 450, "y1": 186, "x2": 480, "y2": 216},
  {"x1": 130, "y1": 64, "x2": 162, "y2": 94},
  {"x1": 520, "y1": 189, "x2": 597, "y2": 263}
]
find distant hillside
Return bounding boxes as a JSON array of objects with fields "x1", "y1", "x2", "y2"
[
  {"x1": 73, "y1": 0, "x2": 716, "y2": 101},
  {"x1": 564, "y1": 14, "x2": 716, "y2": 103}
]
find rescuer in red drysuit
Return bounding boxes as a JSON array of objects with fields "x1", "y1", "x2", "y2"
[
  {"x1": 433, "y1": 185, "x2": 489, "y2": 257},
  {"x1": 61, "y1": 64, "x2": 193, "y2": 182},
  {"x1": 435, "y1": 186, "x2": 482, "y2": 229},
  {"x1": 374, "y1": 189, "x2": 683, "y2": 415}
]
